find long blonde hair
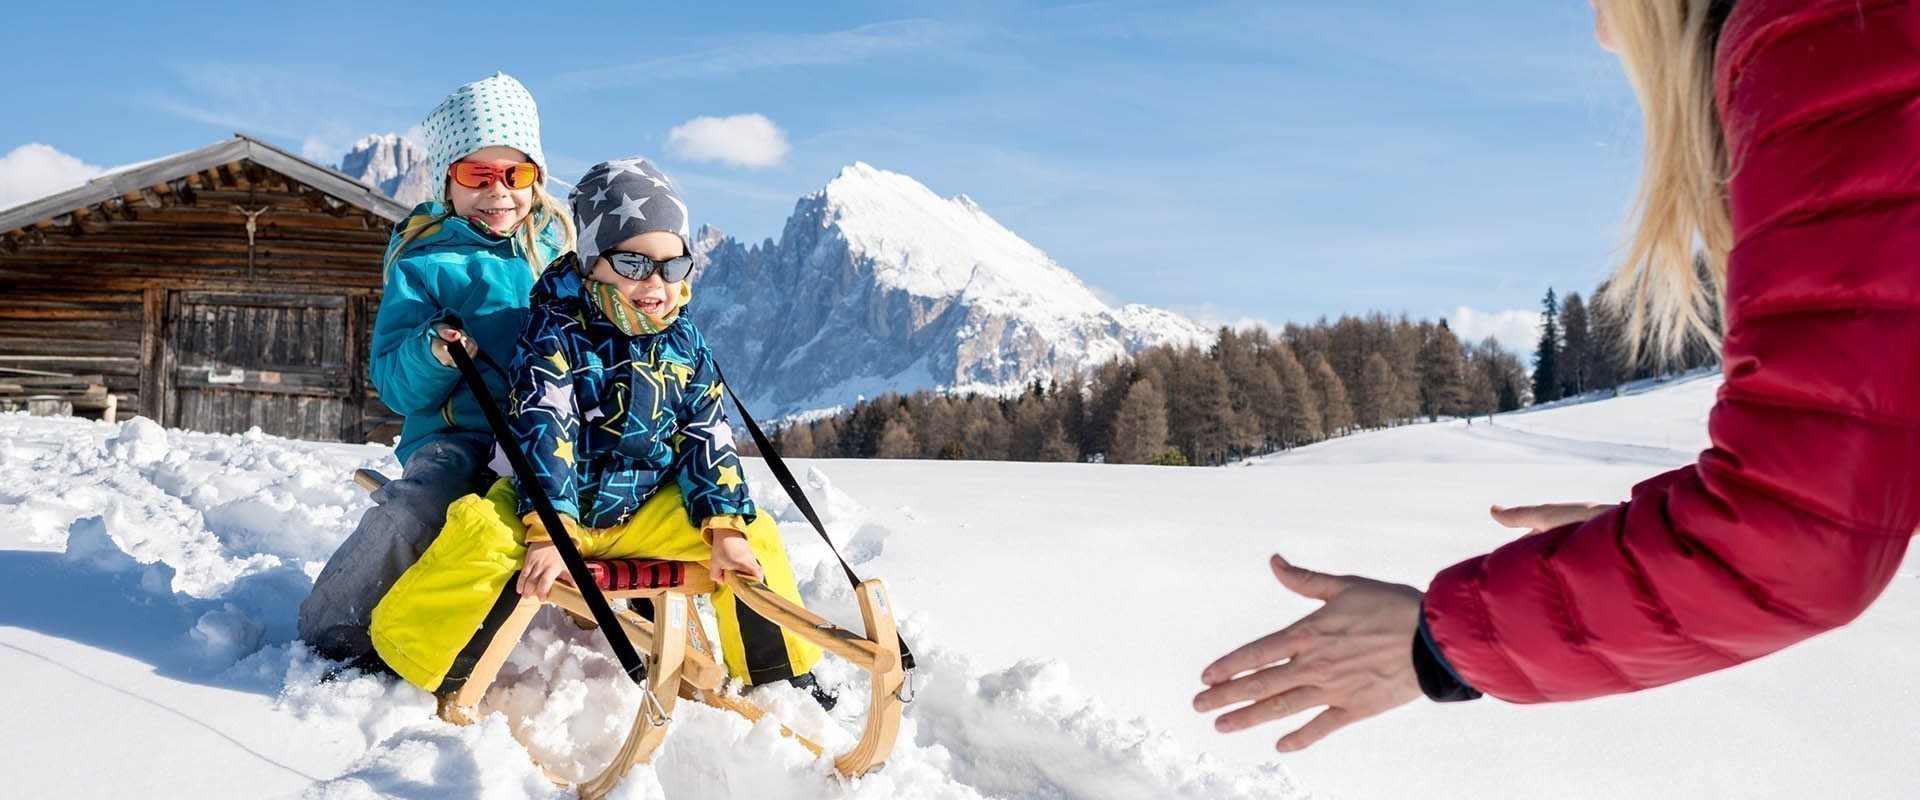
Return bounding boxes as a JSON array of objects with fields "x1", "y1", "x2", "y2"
[
  {"x1": 383, "y1": 179, "x2": 578, "y2": 279},
  {"x1": 1599, "y1": 0, "x2": 1734, "y2": 364}
]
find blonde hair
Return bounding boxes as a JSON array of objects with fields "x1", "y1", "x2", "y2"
[
  {"x1": 1598, "y1": 0, "x2": 1733, "y2": 364},
  {"x1": 382, "y1": 176, "x2": 578, "y2": 279}
]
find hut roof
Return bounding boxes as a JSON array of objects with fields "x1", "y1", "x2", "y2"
[{"x1": 0, "y1": 133, "x2": 408, "y2": 236}]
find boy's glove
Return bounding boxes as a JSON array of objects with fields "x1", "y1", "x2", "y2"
[{"x1": 522, "y1": 512, "x2": 583, "y2": 544}]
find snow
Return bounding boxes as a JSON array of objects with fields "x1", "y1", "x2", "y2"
[
  {"x1": 3, "y1": 372, "x2": 1917, "y2": 799},
  {"x1": 819, "y1": 163, "x2": 1108, "y2": 318}
]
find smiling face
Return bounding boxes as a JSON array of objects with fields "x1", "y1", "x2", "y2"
[
  {"x1": 446, "y1": 145, "x2": 535, "y2": 235},
  {"x1": 585, "y1": 230, "x2": 691, "y2": 317}
]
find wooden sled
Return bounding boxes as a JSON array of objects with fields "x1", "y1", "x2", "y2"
[{"x1": 354, "y1": 468, "x2": 906, "y2": 799}]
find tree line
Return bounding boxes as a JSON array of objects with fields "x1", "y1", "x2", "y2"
[
  {"x1": 1529, "y1": 281, "x2": 1717, "y2": 405},
  {"x1": 763, "y1": 283, "x2": 1717, "y2": 466}
]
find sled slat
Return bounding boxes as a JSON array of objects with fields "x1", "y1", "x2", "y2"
[{"x1": 724, "y1": 574, "x2": 885, "y2": 668}]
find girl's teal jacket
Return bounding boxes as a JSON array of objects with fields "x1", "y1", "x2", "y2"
[
  {"x1": 506, "y1": 254, "x2": 756, "y2": 530},
  {"x1": 369, "y1": 203, "x2": 564, "y2": 463}
]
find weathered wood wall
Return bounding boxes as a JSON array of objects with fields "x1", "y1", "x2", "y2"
[{"x1": 0, "y1": 159, "x2": 401, "y2": 441}]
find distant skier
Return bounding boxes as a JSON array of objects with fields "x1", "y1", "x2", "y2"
[
  {"x1": 1196, "y1": 0, "x2": 1920, "y2": 750},
  {"x1": 298, "y1": 73, "x2": 575, "y2": 666}
]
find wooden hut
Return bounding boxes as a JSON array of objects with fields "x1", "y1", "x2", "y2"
[{"x1": 0, "y1": 133, "x2": 410, "y2": 442}]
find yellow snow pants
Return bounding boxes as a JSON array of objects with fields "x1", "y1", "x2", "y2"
[{"x1": 370, "y1": 478, "x2": 822, "y2": 694}]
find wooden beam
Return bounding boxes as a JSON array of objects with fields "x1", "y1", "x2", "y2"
[{"x1": 142, "y1": 287, "x2": 164, "y2": 421}]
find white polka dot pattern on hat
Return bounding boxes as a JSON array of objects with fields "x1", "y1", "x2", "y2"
[{"x1": 422, "y1": 72, "x2": 547, "y2": 203}]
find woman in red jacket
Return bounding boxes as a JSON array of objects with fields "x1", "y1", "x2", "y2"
[{"x1": 1194, "y1": 0, "x2": 1920, "y2": 751}]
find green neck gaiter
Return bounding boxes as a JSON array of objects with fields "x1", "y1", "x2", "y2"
[{"x1": 588, "y1": 280, "x2": 681, "y2": 336}]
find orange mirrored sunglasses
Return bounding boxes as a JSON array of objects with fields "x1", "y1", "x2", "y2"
[{"x1": 447, "y1": 161, "x2": 540, "y2": 190}]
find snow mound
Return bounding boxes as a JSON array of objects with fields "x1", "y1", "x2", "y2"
[{"x1": 0, "y1": 412, "x2": 1297, "y2": 799}]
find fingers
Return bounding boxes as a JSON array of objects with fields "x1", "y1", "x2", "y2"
[
  {"x1": 1277, "y1": 707, "x2": 1355, "y2": 752},
  {"x1": 1270, "y1": 554, "x2": 1340, "y2": 601},
  {"x1": 1213, "y1": 686, "x2": 1326, "y2": 733},
  {"x1": 1490, "y1": 502, "x2": 1611, "y2": 532},
  {"x1": 1490, "y1": 503, "x2": 1542, "y2": 530},
  {"x1": 517, "y1": 556, "x2": 563, "y2": 600},
  {"x1": 1202, "y1": 625, "x2": 1305, "y2": 685},
  {"x1": 1194, "y1": 660, "x2": 1310, "y2": 712}
]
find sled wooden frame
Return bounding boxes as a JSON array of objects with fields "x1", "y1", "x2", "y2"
[{"x1": 353, "y1": 469, "x2": 905, "y2": 799}]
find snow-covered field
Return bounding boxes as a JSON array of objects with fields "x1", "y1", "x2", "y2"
[{"x1": 3, "y1": 371, "x2": 1915, "y2": 799}]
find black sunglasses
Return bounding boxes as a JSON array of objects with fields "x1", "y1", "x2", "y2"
[{"x1": 601, "y1": 249, "x2": 694, "y2": 283}]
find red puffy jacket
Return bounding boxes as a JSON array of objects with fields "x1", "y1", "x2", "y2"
[{"x1": 1424, "y1": 0, "x2": 1920, "y2": 703}]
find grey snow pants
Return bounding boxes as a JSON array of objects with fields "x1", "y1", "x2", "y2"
[{"x1": 298, "y1": 435, "x2": 494, "y2": 662}]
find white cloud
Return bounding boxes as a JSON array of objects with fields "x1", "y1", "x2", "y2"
[
  {"x1": 665, "y1": 114, "x2": 791, "y2": 169},
  {"x1": 0, "y1": 143, "x2": 105, "y2": 210},
  {"x1": 1450, "y1": 306, "x2": 1540, "y2": 355},
  {"x1": 1174, "y1": 302, "x2": 1282, "y2": 335}
]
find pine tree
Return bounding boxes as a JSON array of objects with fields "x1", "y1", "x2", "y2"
[
  {"x1": 1036, "y1": 423, "x2": 1080, "y2": 462},
  {"x1": 1532, "y1": 288, "x2": 1563, "y2": 404},
  {"x1": 1108, "y1": 378, "x2": 1170, "y2": 464},
  {"x1": 1167, "y1": 352, "x2": 1233, "y2": 465},
  {"x1": 780, "y1": 422, "x2": 817, "y2": 457},
  {"x1": 1354, "y1": 352, "x2": 1396, "y2": 429},
  {"x1": 1560, "y1": 292, "x2": 1592, "y2": 398},
  {"x1": 1588, "y1": 283, "x2": 1627, "y2": 393},
  {"x1": 1310, "y1": 354, "x2": 1354, "y2": 435},
  {"x1": 876, "y1": 416, "x2": 916, "y2": 459},
  {"x1": 1269, "y1": 344, "x2": 1323, "y2": 445},
  {"x1": 1419, "y1": 320, "x2": 1468, "y2": 421}
]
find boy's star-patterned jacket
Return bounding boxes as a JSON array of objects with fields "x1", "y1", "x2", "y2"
[{"x1": 506, "y1": 254, "x2": 754, "y2": 530}]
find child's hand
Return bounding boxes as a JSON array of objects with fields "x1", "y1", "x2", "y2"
[
  {"x1": 518, "y1": 541, "x2": 575, "y2": 600},
  {"x1": 710, "y1": 531, "x2": 764, "y2": 584},
  {"x1": 430, "y1": 325, "x2": 479, "y2": 367}
]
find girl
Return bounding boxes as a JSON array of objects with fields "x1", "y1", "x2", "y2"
[
  {"x1": 1196, "y1": 0, "x2": 1919, "y2": 750},
  {"x1": 299, "y1": 72, "x2": 576, "y2": 665},
  {"x1": 370, "y1": 157, "x2": 834, "y2": 707}
]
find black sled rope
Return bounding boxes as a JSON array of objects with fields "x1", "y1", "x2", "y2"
[
  {"x1": 450, "y1": 344, "x2": 649, "y2": 685},
  {"x1": 715, "y1": 367, "x2": 916, "y2": 672}
]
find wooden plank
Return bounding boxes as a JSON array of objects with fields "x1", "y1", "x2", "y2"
[
  {"x1": 0, "y1": 337, "x2": 142, "y2": 358},
  {"x1": 176, "y1": 291, "x2": 347, "y2": 309},
  {"x1": 158, "y1": 289, "x2": 179, "y2": 426},
  {"x1": 142, "y1": 287, "x2": 164, "y2": 421},
  {"x1": 343, "y1": 293, "x2": 368, "y2": 441},
  {"x1": 0, "y1": 257, "x2": 389, "y2": 285}
]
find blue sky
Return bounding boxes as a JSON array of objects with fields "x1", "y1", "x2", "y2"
[{"x1": 3, "y1": 0, "x2": 1639, "y2": 348}]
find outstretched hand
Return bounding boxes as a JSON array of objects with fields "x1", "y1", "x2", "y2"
[
  {"x1": 1490, "y1": 501, "x2": 1613, "y2": 535},
  {"x1": 1194, "y1": 554, "x2": 1424, "y2": 752}
]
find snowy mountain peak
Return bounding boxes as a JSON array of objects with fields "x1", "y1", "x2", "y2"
[
  {"x1": 803, "y1": 163, "x2": 1110, "y2": 317},
  {"x1": 338, "y1": 133, "x2": 430, "y2": 207},
  {"x1": 692, "y1": 164, "x2": 1212, "y2": 416}
]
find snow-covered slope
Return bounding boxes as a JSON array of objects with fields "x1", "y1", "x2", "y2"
[
  {"x1": 691, "y1": 164, "x2": 1213, "y2": 417},
  {"x1": 4, "y1": 371, "x2": 1917, "y2": 799}
]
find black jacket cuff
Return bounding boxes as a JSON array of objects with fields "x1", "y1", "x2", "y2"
[{"x1": 1412, "y1": 611, "x2": 1483, "y2": 702}]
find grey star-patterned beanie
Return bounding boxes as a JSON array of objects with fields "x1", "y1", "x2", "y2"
[
  {"x1": 568, "y1": 157, "x2": 690, "y2": 266},
  {"x1": 422, "y1": 72, "x2": 546, "y2": 203}
]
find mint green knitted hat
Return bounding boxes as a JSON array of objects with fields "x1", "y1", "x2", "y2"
[{"x1": 422, "y1": 72, "x2": 546, "y2": 202}]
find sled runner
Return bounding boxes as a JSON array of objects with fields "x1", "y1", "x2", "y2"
[{"x1": 353, "y1": 468, "x2": 906, "y2": 797}]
